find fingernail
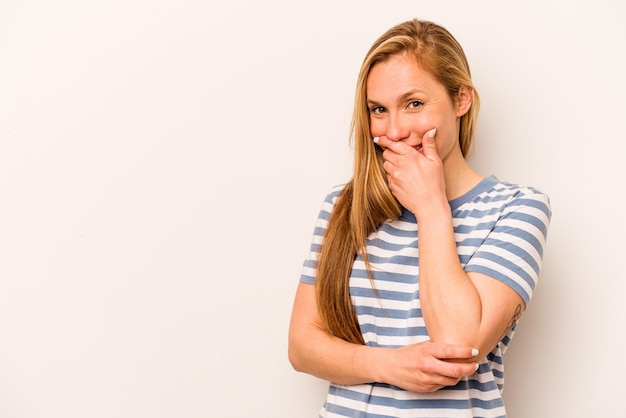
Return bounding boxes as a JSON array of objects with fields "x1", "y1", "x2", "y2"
[
  {"x1": 474, "y1": 363, "x2": 480, "y2": 371},
  {"x1": 427, "y1": 128, "x2": 437, "y2": 138},
  {"x1": 373, "y1": 136, "x2": 379, "y2": 144},
  {"x1": 471, "y1": 348, "x2": 479, "y2": 356}
]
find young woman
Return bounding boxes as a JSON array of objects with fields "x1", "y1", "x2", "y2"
[{"x1": 288, "y1": 18, "x2": 551, "y2": 417}]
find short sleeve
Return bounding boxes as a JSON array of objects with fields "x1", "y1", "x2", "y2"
[
  {"x1": 299, "y1": 185, "x2": 346, "y2": 285},
  {"x1": 464, "y1": 188, "x2": 552, "y2": 305}
]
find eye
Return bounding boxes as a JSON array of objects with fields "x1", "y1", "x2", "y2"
[
  {"x1": 408, "y1": 100, "x2": 423, "y2": 109},
  {"x1": 369, "y1": 105, "x2": 386, "y2": 114}
]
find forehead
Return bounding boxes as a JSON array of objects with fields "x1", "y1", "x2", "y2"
[{"x1": 366, "y1": 54, "x2": 444, "y2": 100}]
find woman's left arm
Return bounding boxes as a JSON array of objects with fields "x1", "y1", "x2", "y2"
[
  {"x1": 378, "y1": 134, "x2": 548, "y2": 358},
  {"x1": 415, "y1": 205, "x2": 525, "y2": 358}
]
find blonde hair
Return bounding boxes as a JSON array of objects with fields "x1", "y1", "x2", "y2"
[{"x1": 315, "y1": 19, "x2": 481, "y2": 344}]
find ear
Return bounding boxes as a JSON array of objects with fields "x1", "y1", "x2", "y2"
[{"x1": 455, "y1": 86, "x2": 473, "y2": 117}]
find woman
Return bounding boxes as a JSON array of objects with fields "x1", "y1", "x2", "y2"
[{"x1": 288, "y1": 18, "x2": 551, "y2": 417}]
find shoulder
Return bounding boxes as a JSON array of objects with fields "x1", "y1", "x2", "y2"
[
  {"x1": 313, "y1": 183, "x2": 349, "y2": 223},
  {"x1": 478, "y1": 179, "x2": 552, "y2": 239},
  {"x1": 492, "y1": 180, "x2": 552, "y2": 218},
  {"x1": 321, "y1": 183, "x2": 349, "y2": 207},
  {"x1": 454, "y1": 176, "x2": 551, "y2": 219}
]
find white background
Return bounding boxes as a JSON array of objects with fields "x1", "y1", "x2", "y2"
[{"x1": 1, "y1": 1, "x2": 625, "y2": 417}]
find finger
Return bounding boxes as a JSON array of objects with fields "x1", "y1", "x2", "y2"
[
  {"x1": 382, "y1": 148, "x2": 397, "y2": 167},
  {"x1": 421, "y1": 128, "x2": 438, "y2": 160},
  {"x1": 439, "y1": 360, "x2": 480, "y2": 379},
  {"x1": 373, "y1": 136, "x2": 408, "y2": 155},
  {"x1": 382, "y1": 160, "x2": 394, "y2": 178},
  {"x1": 374, "y1": 137, "x2": 394, "y2": 167},
  {"x1": 417, "y1": 360, "x2": 477, "y2": 390},
  {"x1": 431, "y1": 343, "x2": 478, "y2": 360}
]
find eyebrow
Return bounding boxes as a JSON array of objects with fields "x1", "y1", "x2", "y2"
[{"x1": 367, "y1": 88, "x2": 426, "y2": 106}]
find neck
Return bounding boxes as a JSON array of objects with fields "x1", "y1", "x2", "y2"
[{"x1": 442, "y1": 150, "x2": 483, "y2": 201}]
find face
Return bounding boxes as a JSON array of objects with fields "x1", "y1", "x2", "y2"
[{"x1": 366, "y1": 53, "x2": 469, "y2": 163}]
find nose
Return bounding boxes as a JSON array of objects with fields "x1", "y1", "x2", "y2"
[{"x1": 385, "y1": 113, "x2": 410, "y2": 142}]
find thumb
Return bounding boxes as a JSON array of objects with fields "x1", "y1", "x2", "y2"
[{"x1": 422, "y1": 128, "x2": 438, "y2": 160}]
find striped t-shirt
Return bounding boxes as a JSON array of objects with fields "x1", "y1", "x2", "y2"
[{"x1": 300, "y1": 175, "x2": 551, "y2": 417}]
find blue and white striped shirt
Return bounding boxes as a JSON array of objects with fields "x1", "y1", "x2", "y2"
[{"x1": 300, "y1": 175, "x2": 552, "y2": 417}]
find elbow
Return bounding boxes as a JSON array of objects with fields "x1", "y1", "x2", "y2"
[
  {"x1": 287, "y1": 345, "x2": 299, "y2": 371},
  {"x1": 429, "y1": 331, "x2": 484, "y2": 359},
  {"x1": 428, "y1": 329, "x2": 479, "y2": 349},
  {"x1": 287, "y1": 335, "x2": 306, "y2": 373},
  {"x1": 429, "y1": 329, "x2": 497, "y2": 361},
  {"x1": 425, "y1": 313, "x2": 482, "y2": 351}
]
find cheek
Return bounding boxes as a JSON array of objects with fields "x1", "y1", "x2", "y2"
[
  {"x1": 434, "y1": 127, "x2": 459, "y2": 158},
  {"x1": 369, "y1": 118, "x2": 385, "y2": 137},
  {"x1": 412, "y1": 114, "x2": 441, "y2": 135}
]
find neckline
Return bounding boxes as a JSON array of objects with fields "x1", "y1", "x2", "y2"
[
  {"x1": 448, "y1": 175, "x2": 499, "y2": 211},
  {"x1": 398, "y1": 175, "x2": 499, "y2": 221}
]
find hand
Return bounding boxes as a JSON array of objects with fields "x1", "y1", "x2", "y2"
[
  {"x1": 382, "y1": 340, "x2": 478, "y2": 393},
  {"x1": 376, "y1": 129, "x2": 446, "y2": 215}
]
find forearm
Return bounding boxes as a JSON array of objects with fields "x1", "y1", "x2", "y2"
[
  {"x1": 288, "y1": 283, "x2": 388, "y2": 385},
  {"x1": 289, "y1": 320, "x2": 482, "y2": 394},
  {"x1": 288, "y1": 322, "x2": 386, "y2": 385},
  {"x1": 416, "y1": 203, "x2": 482, "y2": 347}
]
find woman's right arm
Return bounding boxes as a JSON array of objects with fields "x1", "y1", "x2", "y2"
[{"x1": 287, "y1": 282, "x2": 479, "y2": 393}]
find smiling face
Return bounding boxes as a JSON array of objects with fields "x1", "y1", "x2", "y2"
[{"x1": 366, "y1": 53, "x2": 471, "y2": 165}]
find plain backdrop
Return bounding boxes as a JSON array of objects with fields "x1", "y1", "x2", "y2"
[{"x1": 1, "y1": 1, "x2": 625, "y2": 417}]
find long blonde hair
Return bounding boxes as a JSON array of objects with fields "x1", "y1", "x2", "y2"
[{"x1": 315, "y1": 19, "x2": 481, "y2": 344}]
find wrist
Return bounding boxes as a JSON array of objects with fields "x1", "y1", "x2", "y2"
[
  {"x1": 363, "y1": 346, "x2": 393, "y2": 384},
  {"x1": 413, "y1": 197, "x2": 450, "y2": 223}
]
